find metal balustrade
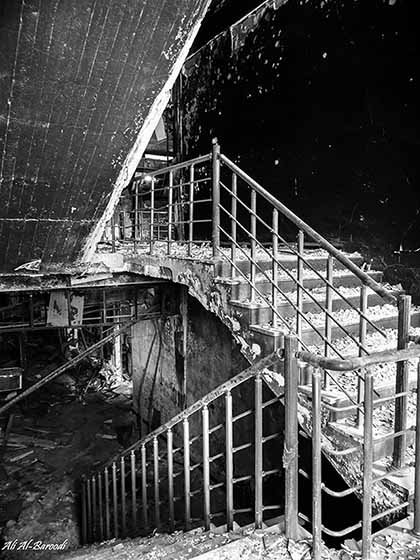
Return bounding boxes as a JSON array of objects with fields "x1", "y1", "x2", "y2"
[
  {"x1": 80, "y1": 335, "x2": 420, "y2": 556},
  {"x1": 80, "y1": 352, "x2": 284, "y2": 543},
  {"x1": 102, "y1": 143, "x2": 400, "y2": 359},
  {"x1": 283, "y1": 334, "x2": 420, "y2": 560},
  {"x1": 101, "y1": 139, "x2": 409, "y2": 452},
  {"x1": 102, "y1": 153, "x2": 213, "y2": 255}
]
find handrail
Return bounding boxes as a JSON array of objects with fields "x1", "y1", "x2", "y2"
[
  {"x1": 102, "y1": 350, "x2": 281, "y2": 469},
  {"x1": 219, "y1": 153, "x2": 398, "y2": 305},
  {"x1": 298, "y1": 343, "x2": 420, "y2": 372},
  {"x1": 144, "y1": 153, "x2": 211, "y2": 178}
]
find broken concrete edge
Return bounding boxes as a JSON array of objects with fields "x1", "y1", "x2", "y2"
[
  {"x1": 0, "y1": 270, "x2": 169, "y2": 293},
  {"x1": 78, "y1": 0, "x2": 214, "y2": 265}
]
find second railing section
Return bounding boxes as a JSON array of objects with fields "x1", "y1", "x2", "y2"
[{"x1": 80, "y1": 353, "x2": 285, "y2": 544}]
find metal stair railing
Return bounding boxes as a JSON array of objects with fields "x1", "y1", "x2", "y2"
[
  {"x1": 80, "y1": 351, "x2": 284, "y2": 544},
  {"x1": 283, "y1": 334, "x2": 420, "y2": 560},
  {"x1": 101, "y1": 138, "x2": 410, "y2": 435}
]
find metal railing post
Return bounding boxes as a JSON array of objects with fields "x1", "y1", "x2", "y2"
[
  {"x1": 121, "y1": 456, "x2": 127, "y2": 536},
  {"x1": 231, "y1": 172, "x2": 237, "y2": 278},
  {"x1": 393, "y1": 294, "x2": 411, "y2": 468},
  {"x1": 296, "y1": 230, "x2": 304, "y2": 348},
  {"x1": 362, "y1": 370, "x2": 374, "y2": 560},
  {"x1": 92, "y1": 475, "x2": 97, "y2": 541},
  {"x1": 97, "y1": 473, "x2": 104, "y2": 541},
  {"x1": 104, "y1": 467, "x2": 110, "y2": 540},
  {"x1": 254, "y1": 372, "x2": 263, "y2": 529},
  {"x1": 168, "y1": 171, "x2": 173, "y2": 255},
  {"x1": 188, "y1": 165, "x2": 194, "y2": 256},
  {"x1": 141, "y1": 444, "x2": 148, "y2": 529},
  {"x1": 167, "y1": 429, "x2": 175, "y2": 531},
  {"x1": 112, "y1": 462, "x2": 118, "y2": 538},
  {"x1": 81, "y1": 477, "x2": 87, "y2": 544},
  {"x1": 86, "y1": 477, "x2": 92, "y2": 543},
  {"x1": 413, "y1": 360, "x2": 420, "y2": 536},
  {"x1": 357, "y1": 285, "x2": 368, "y2": 428},
  {"x1": 250, "y1": 189, "x2": 257, "y2": 301},
  {"x1": 225, "y1": 390, "x2": 234, "y2": 530},
  {"x1": 153, "y1": 436, "x2": 160, "y2": 528},
  {"x1": 324, "y1": 255, "x2": 333, "y2": 387},
  {"x1": 183, "y1": 417, "x2": 191, "y2": 530},
  {"x1": 150, "y1": 179, "x2": 155, "y2": 255},
  {"x1": 212, "y1": 138, "x2": 221, "y2": 257},
  {"x1": 272, "y1": 209, "x2": 279, "y2": 328},
  {"x1": 311, "y1": 367, "x2": 322, "y2": 559},
  {"x1": 202, "y1": 405, "x2": 211, "y2": 530},
  {"x1": 130, "y1": 450, "x2": 137, "y2": 533},
  {"x1": 284, "y1": 335, "x2": 299, "y2": 539}
]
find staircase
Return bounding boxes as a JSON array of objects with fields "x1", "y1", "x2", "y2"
[{"x1": 84, "y1": 140, "x2": 420, "y2": 559}]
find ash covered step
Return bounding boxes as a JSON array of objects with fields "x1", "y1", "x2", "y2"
[
  {"x1": 215, "y1": 248, "x2": 364, "y2": 276},
  {"x1": 229, "y1": 284, "x2": 393, "y2": 326},
  {"x1": 216, "y1": 268, "x2": 383, "y2": 300},
  {"x1": 249, "y1": 305, "x2": 420, "y2": 351}
]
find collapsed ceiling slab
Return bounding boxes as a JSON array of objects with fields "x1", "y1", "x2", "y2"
[{"x1": 0, "y1": 0, "x2": 211, "y2": 273}]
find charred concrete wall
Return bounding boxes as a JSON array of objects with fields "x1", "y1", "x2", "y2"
[
  {"x1": 181, "y1": 0, "x2": 419, "y2": 255},
  {"x1": 131, "y1": 293, "x2": 248, "y2": 433}
]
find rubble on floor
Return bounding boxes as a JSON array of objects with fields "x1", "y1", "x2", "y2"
[
  {"x1": 57, "y1": 526, "x2": 343, "y2": 560},
  {"x1": 0, "y1": 335, "x2": 137, "y2": 559}
]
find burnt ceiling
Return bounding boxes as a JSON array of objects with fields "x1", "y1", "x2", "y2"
[{"x1": 0, "y1": 0, "x2": 210, "y2": 273}]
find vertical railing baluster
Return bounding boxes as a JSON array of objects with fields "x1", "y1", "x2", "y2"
[
  {"x1": 168, "y1": 171, "x2": 173, "y2": 255},
  {"x1": 104, "y1": 467, "x2": 110, "y2": 540},
  {"x1": 121, "y1": 456, "x2": 127, "y2": 536},
  {"x1": 130, "y1": 450, "x2": 137, "y2": 533},
  {"x1": 188, "y1": 165, "x2": 194, "y2": 256},
  {"x1": 167, "y1": 429, "x2": 175, "y2": 531},
  {"x1": 362, "y1": 370, "x2": 374, "y2": 560},
  {"x1": 134, "y1": 180, "x2": 139, "y2": 242},
  {"x1": 183, "y1": 417, "x2": 191, "y2": 530},
  {"x1": 112, "y1": 462, "x2": 118, "y2": 538},
  {"x1": 357, "y1": 285, "x2": 368, "y2": 428},
  {"x1": 225, "y1": 390, "x2": 234, "y2": 531},
  {"x1": 81, "y1": 478, "x2": 87, "y2": 544},
  {"x1": 231, "y1": 173, "x2": 237, "y2": 278},
  {"x1": 254, "y1": 373, "x2": 263, "y2": 529},
  {"x1": 212, "y1": 138, "x2": 221, "y2": 257},
  {"x1": 312, "y1": 367, "x2": 322, "y2": 560},
  {"x1": 250, "y1": 189, "x2": 257, "y2": 302},
  {"x1": 153, "y1": 436, "x2": 160, "y2": 528},
  {"x1": 284, "y1": 335, "x2": 299, "y2": 540},
  {"x1": 141, "y1": 444, "x2": 148, "y2": 530},
  {"x1": 150, "y1": 178, "x2": 155, "y2": 255},
  {"x1": 413, "y1": 360, "x2": 420, "y2": 536},
  {"x1": 393, "y1": 294, "x2": 411, "y2": 468},
  {"x1": 92, "y1": 475, "x2": 97, "y2": 541},
  {"x1": 111, "y1": 215, "x2": 116, "y2": 252},
  {"x1": 86, "y1": 477, "x2": 92, "y2": 543},
  {"x1": 272, "y1": 209, "x2": 279, "y2": 328},
  {"x1": 98, "y1": 473, "x2": 104, "y2": 542},
  {"x1": 296, "y1": 231, "x2": 304, "y2": 348},
  {"x1": 202, "y1": 405, "x2": 211, "y2": 531},
  {"x1": 324, "y1": 255, "x2": 333, "y2": 388}
]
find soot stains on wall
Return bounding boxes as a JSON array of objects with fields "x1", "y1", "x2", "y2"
[{"x1": 181, "y1": 0, "x2": 419, "y2": 254}]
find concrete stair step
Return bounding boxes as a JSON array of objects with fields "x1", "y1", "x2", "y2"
[
  {"x1": 229, "y1": 289, "x2": 386, "y2": 326},
  {"x1": 248, "y1": 309, "x2": 420, "y2": 354},
  {"x1": 327, "y1": 421, "x2": 415, "y2": 462},
  {"x1": 216, "y1": 270, "x2": 383, "y2": 300},
  {"x1": 215, "y1": 250, "x2": 364, "y2": 276},
  {"x1": 299, "y1": 369, "x2": 418, "y2": 422}
]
